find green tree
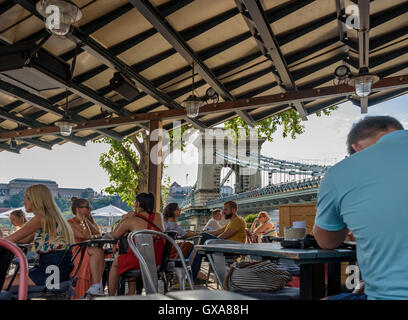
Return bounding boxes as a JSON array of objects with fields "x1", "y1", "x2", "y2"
[
  {"x1": 54, "y1": 197, "x2": 71, "y2": 213},
  {"x1": 244, "y1": 213, "x2": 259, "y2": 224},
  {"x1": 96, "y1": 126, "x2": 192, "y2": 209},
  {"x1": 224, "y1": 107, "x2": 337, "y2": 142},
  {"x1": 2, "y1": 192, "x2": 24, "y2": 208}
]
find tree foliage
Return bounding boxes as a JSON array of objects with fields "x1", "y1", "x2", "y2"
[
  {"x1": 97, "y1": 137, "x2": 142, "y2": 206},
  {"x1": 225, "y1": 107, "x2": 338, "y2": 142},
  {"x1": 244, "y1": 213, "x2": 259, "y2": 224},
  {"x1": 2, "y1": 192, "x2": 25, "y2": 208},
  {"x1": 96, "y1": 129, "x2": 179, "y2": 209}
]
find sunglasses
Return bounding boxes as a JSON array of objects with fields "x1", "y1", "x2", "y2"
[{"x1": 79, "y1": 206, "x2": 92, "y2": 210}]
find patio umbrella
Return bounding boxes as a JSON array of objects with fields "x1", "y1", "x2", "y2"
[
  {"x1": 92, "y1": 205, "x2": 127, "y2": 226},
  {"x1": 0, "y1": 207, "x2": 35, "y2": 219}
]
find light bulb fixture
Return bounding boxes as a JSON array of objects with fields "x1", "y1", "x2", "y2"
[
  {"x1": 205, "y1": 87, "x2": 217, "y2": 100},
  {"x1": 36, "y1": 0, "x2": 82, "y2": 36},
  {"x1": 182, "y1": 62, "x2": 205, "y2": 118},
  {"x1": 55, "y1": 90, "x2": 77, "y2": 136},
  {"x1": 182, "y1": 94, "x2": 204, "y2": 118},
  {"x1": 55, "y1": 118, "x2": 77, "y2": 136},
  {"x1": 349, "y1": 67, "x2": 379, "y2": 98},
  {"x1": 334, "y1": 65, "x2": 350, "y2": 80}
]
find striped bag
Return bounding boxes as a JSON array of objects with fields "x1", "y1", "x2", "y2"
[{"x1": 223, "y1": 260, "x2": 293, "y2": 292}]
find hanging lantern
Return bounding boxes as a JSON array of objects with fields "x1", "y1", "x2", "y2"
[{"x1": 36, "y1": 0, "x2": 82, "y2": 36}]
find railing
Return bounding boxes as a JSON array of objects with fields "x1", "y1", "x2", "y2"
[
  {"x1": 206, "y1": 176, "x2": 322, "y2": 206},
  {"x1": 181, "y1": 182, "x2": 196, "y2": 208}
]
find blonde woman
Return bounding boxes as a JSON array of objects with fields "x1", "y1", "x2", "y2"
[
  {"x1": 3, "y1": 184, "x2": 74, "y2": 290},
  {"x1": 9, "y1": 209, "x2": 27, "y2": 232},
  {"x1": 68, "y1": 197, "x2": 105, "y2": 297},
  {"x1": 250, "y1": 211, "x2": 276, "y2": 237}
]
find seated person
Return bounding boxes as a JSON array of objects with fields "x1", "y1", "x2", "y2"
[
  {"x1": 68, "y1": 197, "x2": 105, "y2": 298},
  {"x1": 107, "y1": 193, "x2": 164, "y2": 296},
  {"x1": 163, "y1": 203, "x2": 196, "y2": 259},
  {"x1": 2, "y1": 184, "x2": 74, "y2": 290},
  {"x1": 9, "y1": 209, "x2": 27, "y2": 232},
  {"x1": 8, "y1": 210, "x2": 37, "y2": 263},
  {"x1": 163, "y1": 203, "x2": 197, "y2": 238},
  {"x1": 191, "y1": 201, "x2": 246, "y2": 283},
  {"x1": 203, "y1": 209, "x2": 222, "y2": 231},
  {"x1": 249, "y1": 211, "x2": 276, "y2": 241}
]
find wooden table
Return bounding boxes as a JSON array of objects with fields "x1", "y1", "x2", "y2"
[{"x1": 196, "y1": 242, "x2": 356, "y2": 300}]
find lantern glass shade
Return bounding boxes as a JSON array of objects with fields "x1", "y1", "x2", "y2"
[
  {"x1": 36, "y1": 0, "x2": 82, "y2": 36},
  {"x1": 55, "y1": 120, "x2": 77, "y2": 136},
  {"x1": 350, "y1": 70, "x2": 379, "y2": 98},
  {"x1": 182, "y1": 94, "x2": 204, "y2": 118},
  {"x1": 354, "y1": 75, "x2": 373, "y2": 97}
]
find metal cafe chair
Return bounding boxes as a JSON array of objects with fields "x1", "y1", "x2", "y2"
[
  {"x1": 7, "y1": 242, "x2": 89, "y2": 300},
  {"x1": 166, "y1": 234, "x2": 200, "y2": 291},
  {"x1": 126, "y1": 230, "x2": 193, "y2": 294},
  {"x1": 117, "y1": 231, "x2": 179, "y2": 295},
  {"x1": 0, "y1": 239, "x2": 29, "y2": 300}
]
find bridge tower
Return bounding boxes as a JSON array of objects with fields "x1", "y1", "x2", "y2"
[{"x1": 180, "y1": 130, "x2": 265, "y2": 228}]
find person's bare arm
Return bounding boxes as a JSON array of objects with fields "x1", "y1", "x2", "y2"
[
  {"x1": 253, "y1": 222, "x2": 272, "y2": 235},
  {"x1": 185, "y1": 230, "x2": 198, "y2": 238},
  {"x1": 250, "y1": 219, "x2": 259, "y2": 232},
  {"x1": 313, "y1": 225, "x2": 349, "y2": 249},
  {"x1": 111, "y1": 219, "x2": 130, "y2": 240},
  {"x1": 218, "y1": 228, "x2": 238, "y2": 239},
  {"x1": 6, "y1": 215, "x2": 41, "y2": 244},
  {"x1": 17, "y1": 233, "x2": 35, "y2": 244},
  {"x1": 86, "y1": 218, "x2": 101, "y2": 235},
  {"x1": 206, "y1": 226, "x2": 226, "y2": 237}
]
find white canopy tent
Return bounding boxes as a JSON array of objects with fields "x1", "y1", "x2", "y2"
[
  {"x1": 0, "y1": 207, "x2": 35, "y2": 219},
  {"x1": 92, "y1": 205, "x2": 127, "y2": 226}
]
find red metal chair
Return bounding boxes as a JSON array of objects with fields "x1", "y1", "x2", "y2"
[
  {"x1": 245, "y1": 228, "x2": 258, "y2": 244},
  {"x1": 0, "y1": 239, "x2": 28, "y2": 300}
]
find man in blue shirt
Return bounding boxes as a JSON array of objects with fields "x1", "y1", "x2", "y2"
[{"x1": 314, "y1": 116, "x2": 408, "y2": 300}]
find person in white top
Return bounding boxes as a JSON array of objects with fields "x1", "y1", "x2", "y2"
[{"x1": 203, "y1": 209, "x2": 222, "y2": 231}]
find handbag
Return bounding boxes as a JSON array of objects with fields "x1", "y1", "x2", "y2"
[
  {"x1": 169, "y1": 241, "x2": 194, "y2": 259},
  {"x1": 223, "y1": 260, "x2": 293, "y2": 292}
]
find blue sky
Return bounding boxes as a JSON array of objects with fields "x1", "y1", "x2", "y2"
[{"x1": 1, "y1": 95, "x2": 407, "y2": 192}]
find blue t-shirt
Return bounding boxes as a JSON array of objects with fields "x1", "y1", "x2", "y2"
[{"x1": 315, "y1": 130, "x2": 408, "y2": 300}]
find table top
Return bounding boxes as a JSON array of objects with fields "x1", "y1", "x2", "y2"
[
  {"x1": 95, "y1": 290, "x2": 255, "y2": 300},
  {"x1": 96, "y1": 293, "x2": 172, "y2": 300},
  {"x1": 74, "y1": 238, "x2": 118, "y2": 247},
  {"x1": 196, "y1": 242, "x2": 356, "y2": 261},
  {"x1": 166, "y1": 290, "x2": 256, "y2": 300}
]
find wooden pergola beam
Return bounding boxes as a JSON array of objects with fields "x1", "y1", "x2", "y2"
[
  {"x1": 239, "y1": 0, "x2": 309, "y2": 121},
  {"x1": 1, "y1": 74, "x2": 408, "y2": 142},
  {"x1": 148, "y1": 120, "x2": 163, "y2": 212}
]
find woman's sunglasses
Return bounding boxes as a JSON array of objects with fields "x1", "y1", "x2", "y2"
[{"x1": 79, "y1": 206, "x2": 92, "y2": 210}]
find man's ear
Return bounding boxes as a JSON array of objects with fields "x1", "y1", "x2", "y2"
[{"x1": 351, "y1": 143, "x2": 362, "y2": 153}]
